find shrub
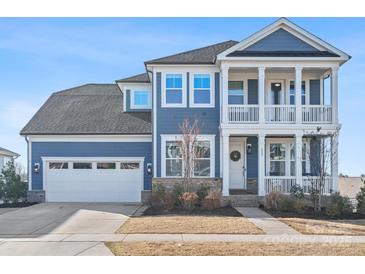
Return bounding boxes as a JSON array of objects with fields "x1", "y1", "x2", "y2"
[
  {"x1": 290, "y1": 184, "x2": 305, "y2": 199},
  {"x1": 150, "y1": 183, "x2": 177, "y2": 210},
  {"x1": 326, "y1": 192, "x2": 353, "y2": 218},
  {"x1": 277, "y1": 195, "x2": 297, "y2": 212},
  {"x1": 201, "y1": 189, "x2": 222, "y2": 210},
  {"x1": 356, "y1": 178, "x2": 365, "y2": 214},
  {"x1": 264, "y1": 191, "x2": 280, "y2": 210},
  {"x1": 0, "y1": 161, "x2": 27, "y2": 204},
  {"x1": 179, "y1": 192, "x2": 199, "y2": 211},
  {"x1": 196, "y1": 184, "x2": 211, "y2": 202}
]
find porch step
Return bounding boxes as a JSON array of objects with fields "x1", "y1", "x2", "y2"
[{"x1": 227, "y1": 194, "x2": 261, "y2": 207}]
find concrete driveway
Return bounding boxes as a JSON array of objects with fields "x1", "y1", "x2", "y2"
[{"x1": 0, "y1": 203, "x2": 141, "y2": 256}]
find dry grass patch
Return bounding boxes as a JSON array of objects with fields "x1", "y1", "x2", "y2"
[
  {"x1": 117, "y1": 216, "x2": 263, "y2": 234},
  {"x1": 106, "y1": 241, "x2": 365, "y2": 256},
  {"x1": 280, "y1": 218, "x2": 365, "y2": 235}
]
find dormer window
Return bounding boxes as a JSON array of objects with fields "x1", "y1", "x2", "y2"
[{"x1": 131, "y1": 90, "x2": 151, "y2": 109}]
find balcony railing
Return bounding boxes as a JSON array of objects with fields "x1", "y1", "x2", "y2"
[
  {"x1": 264, "y1": 105, "x2": 296, "y2": 123},
  {"x1": 228, "y1": 105, "x2": 259, "y2": 123},
  {"x1": 265, "y1": 176, "x2": 332, "y2": 194},
  {"x1": 302, "y1": 106, "x2": 332, "y2": 123}
]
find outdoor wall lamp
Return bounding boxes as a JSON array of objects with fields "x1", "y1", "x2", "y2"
[
  {"x1": 246, "y1": 144, "x2": 252, "y2": 155},
  {"x1": 33, "y1": 163, "x2": 40, "y2": 173},
  {"x1": 147, "y1": 163, "x2": 153, "y2": 176}
]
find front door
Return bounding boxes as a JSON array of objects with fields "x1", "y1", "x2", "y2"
[
  {"x1": 269, "y1": 80, "x2": 285, "y2": 105},
  {"x1": 229, "y1": 139, "x2": 246, "y2": 189}
]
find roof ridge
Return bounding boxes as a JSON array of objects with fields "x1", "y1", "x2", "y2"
[{"x1": 53, "y1": 83, "x2": 116, "y2": 95}]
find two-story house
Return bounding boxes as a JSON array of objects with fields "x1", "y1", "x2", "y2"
[{"x1": 21, "y1": 18, "x2": 350, "y2": 203}]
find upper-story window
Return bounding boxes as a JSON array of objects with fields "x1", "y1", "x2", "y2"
[
  {"x1": 228, "y1": 81, "x2": 244, "y2": 104},
  {"x1": 162, "y1": 73, "x2": 186, "y2": 107},
  {"x1": 289, "y1": 81, "x2": 306, "y2": 105},
  {"x1": 131, "y1": 90, "x2": 151, "y2": 109},
  {"x1": 191, "y1": 73, "x2": 214, "y2": 107}
]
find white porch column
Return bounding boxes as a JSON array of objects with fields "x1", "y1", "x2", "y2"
[
  {"x1": 295, "y1": 67, "x2": 303, "y2": 124},
  {"x1": 258, "y1": 67, "x2": 266, "y2": 124},
  {"x1": 295, "y1": 133, "x2": 303, "y2": 187},
  {"x1": 222, "y1": 66, "x2": 229, "y2": 124},
  {"x1": 258, "y1": 133, "x2": 266, "y2": 196},
  {"x1": 331, "y1": 67, "x2": 339, "y2": 124},
  {"x1": 331, "y1": 134, "x2": 339, "y2": 192},
  {"x1": 222, "y1": 132, "x2": 230, "y2": 196}
]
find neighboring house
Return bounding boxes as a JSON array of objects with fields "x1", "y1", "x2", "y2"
[
  {"x1": 0, "y1": 147, "x2": 20, "y2": 172},
  {"x1": 21, "y1": 18, "x2": 350, "y2": 203},
  {"x1": 339, "y1": 177, "x2": 364, "y2": 204}
]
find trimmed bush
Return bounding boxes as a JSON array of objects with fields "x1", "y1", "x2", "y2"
[
  {"x1": 201, "y1": 189, "x2": 222, "y2": 210},
  {"x1": 179, "y1": 192, "x2": 199, "y2": 211},
  {"x1": 150, "y1": 183, "x2": 177, "y2": 210},
  {"x1": 290, "y1": 184, "x2": 305, "y2": 199},
  {"x1": 264, "y1": 191, "x2": 280, "y2": 210},
  {"x1": 277, "y1": 195, "x2": 297, "y2": 212},
  {"x1": 326, "y1": 192, "x2": 353, "y2": 218},
  {"x1": 196, "y1": 184, "x2": 211, "y2": 203}
]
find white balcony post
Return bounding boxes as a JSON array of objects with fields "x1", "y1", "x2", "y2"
[
  {"x1": 222, "y1": 66, "x2": 229, "y2": 124},
  {"x1": 331, "y1": 134, "x2": 339, "y2": 192},
  {"x1": 258, "y1": 67, "x2": 266, "y2": 124},
  {"x1": 331, "y1": 67, "x2": 339, "y2": 124},
  {"x1": 258, "y1": 133, "x2": 266, "y2": 196},
  {"x1": 222, "y1": 132, "x2": 230, "y2": 196},
  {"x1": 295, "y1": 133, "x2": 303, "y2": 187},
  {"x1": 295, "y1": 67, "x2": 303, "y2": 124}
]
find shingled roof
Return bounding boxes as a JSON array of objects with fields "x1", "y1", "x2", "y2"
[
  {"x1": 145, "y1": 40, "x2": 238, "y2": 64},
  {"x1": 116, "y1": 72, "x2": 150, "y2": 83},
  {"x1": 20, "y1": 84, "x2": 151, "y2": 135},
  {"x1": 0, "y1": 147, "x2": 20, "y2": 157}
]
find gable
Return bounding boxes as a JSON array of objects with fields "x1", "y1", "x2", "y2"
[{"x1": 244, "y1": 28, "x2": 318, "y2": 52}]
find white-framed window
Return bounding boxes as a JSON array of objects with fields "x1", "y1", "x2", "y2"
[
  {"x1": 131, "y1": 90, "x2": 151, "y2": 109},
  {"x1": 269, "y1": 143, "x2": 287, "y2": 176},
  {"x1": 228, "y1": 81, "x2": 245, "y2": 105},
  {"x1": 161, "y1": 135, "x2": 215, "y2": 178},
  {"x1": 162, "y1": 73, "x2": 186, "y2": 107},
  {"x1": 190, "y1": 73, "x2": 214, "y2": 107},
  {"x1": 289, "y1": 81, "x2": 306, "y2": 105}
]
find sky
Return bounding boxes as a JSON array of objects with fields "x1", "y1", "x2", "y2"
[{"x1": 0, "y1": 17, "x2": 364, "y2": 176}]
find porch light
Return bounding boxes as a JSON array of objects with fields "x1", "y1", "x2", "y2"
[{"x1": 247, "y1": 144, "x2": 252, "y2": 154}]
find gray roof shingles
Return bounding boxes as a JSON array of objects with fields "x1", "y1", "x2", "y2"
[
  {"x1": 20, "y1": 84, "x2": 151, "y2": 135},
  {"x1": 0, "y1": 147, "x2": 19, "y2": 157},
  {"x1": 116, "y1": 72, "x2": 150, "y2": 83}
]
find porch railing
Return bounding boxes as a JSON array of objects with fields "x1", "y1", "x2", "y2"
[
  {"x1": 228, "y1": 105, "x2": 259, "y2": 123},
  {"x1": 264, "y1": 105, "x2": 296, "y2": 123},
  {"x1": 265, "y1": 176, "x2": 332, "y2": 194},
  {"x1": 302, "y1": 106, "x2": 332, "y2": 123}
]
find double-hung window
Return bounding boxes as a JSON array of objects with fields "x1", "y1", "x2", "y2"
[
  {"x1": 193, "y1": 141, "x2": 211, "y2": 177},
  {"x1": 269, "y1": 143, "x2": 286, "y2": 176},
  {"x1": 164, "y1": 73, "x2": 184, "y2": 106},
  {"x1": 191, "y1": 74, "x2": 213, "y2": 107},
  {"x1": 165, "y1": 140, "x2": 183, "y2": 177},
  {"x1": 228, "y1": 81, "x2": 244, "y2": 104},
  {"x1": 290, "y1": 81, "x2": 306, "y2": 105},
  {"x1": 131, "y1": 90, "x2": 151, "y2": 109}
]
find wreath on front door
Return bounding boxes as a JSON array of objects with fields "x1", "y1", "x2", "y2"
[{"x1": 230, "y1": 150, "x2": 241, "y2": 162}]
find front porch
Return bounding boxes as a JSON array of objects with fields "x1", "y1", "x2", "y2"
[{"x1": 221, "y1": 133, "x2": 338, "y2": 197}]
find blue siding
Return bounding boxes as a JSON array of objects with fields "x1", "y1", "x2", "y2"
[
  {"x1": 310, "y1": 80, "x2": 321, "y2": 105},
  {"x1": 247, "y1": 79, "x2": 258, "y2": 104},
  {"x1": 125, "y1": 89, "x2": 151, "y2": 112},
  {"x1": 246, "y1": 136, "x2": 258, "y2": 179},
  {"x1": 156, "y1": 72, "x2": 220, "y2": 177},
  {"x1": 245, "y1": 29, "x2": 318, "y2": 52},
  {"x1": 31, "y1": 142, "x2": 152, "y2": 190}
]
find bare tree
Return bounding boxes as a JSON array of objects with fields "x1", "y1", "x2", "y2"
[
  {"x1": 306, "y1": 126, "x2": 340, "y2": 212},
  {"x1": 179, "y1": 118, "x2": 201, "y2": 192}
]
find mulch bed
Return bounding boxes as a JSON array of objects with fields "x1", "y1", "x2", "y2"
[
  {"x1": 0, "y1": 202, "x2": 38, "y2": 208},
  {"x1": 143, "y1": 206, "x2": 242, "y2": 217},
  {"x1": 266, "y1": 209, "x2": 365, "y2": 220}
]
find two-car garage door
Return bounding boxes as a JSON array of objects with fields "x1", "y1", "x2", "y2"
[{"x1": 44, "y1": 157, "x2": 143, "y2": 202}]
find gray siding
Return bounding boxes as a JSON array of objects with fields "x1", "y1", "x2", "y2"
[
  {"x1": 246, "y1": 136, "x2": 258, "y2": 179},
  {"x1": 125, "y1": 89, "x2": 151, "y2": 112},
  {"x1": 156, "y1": 72, "x2": 220, "y2": 177},
  {"x1": 245, "y1": 29, "x2": 318, "y2": 52},
  {"x1": 247, "y1": 80, "x2": 258, "y2": 104},
  {"x1": 31, "y1": 142, "x2": 152, "y2": 190},
  {"x1": 310, "y1": 80, "x2": 321, "y2": 105}
]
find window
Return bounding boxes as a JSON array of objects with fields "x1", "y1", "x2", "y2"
[
  {"x1": 192, "y1": 74, "x2": 212, "y2": 106},
  {"x1": 49, "y1": 162, "x2": 68, "y2": 169},
  {"x1": 290, "y1": 81, "x2": 306, "y2": 105},
  {"x1": 131, "y1": 90, "x2": 150, "y2": 109},
  {"x1": 165, "y1": 74, "x2": 184, "y2": 105},
  {"x1": 73, "y1": 162, "x2": 92, "y2": 169},
  {"x1": 290, "y1": 143, "x2": 295, "y2": 176},
  {"x1": 228, "y1": 81, "x2": 244, "y2": 104},
  {"x1": 193, "y1": 141, "x2": 211, "y2": 177},
  {"x1": 120, "y1": 163, "x2": 140, "y2": 169},
  {"x1": 97, "y1": 163, "x2": 116, "y2": 169},
  {"x1": 269, "y1": 144, "x2": 286, "y2": 176},
  {"x1": 302, "y1": 142, "x2": 311, "y2": 175},
  {"x1": 165, "y1": 141, "x2": 183, "y2": 177}
]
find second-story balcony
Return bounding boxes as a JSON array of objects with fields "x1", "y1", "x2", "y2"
[{"x1": 228, "y1": 104, "x2": 333, "y2": 124}]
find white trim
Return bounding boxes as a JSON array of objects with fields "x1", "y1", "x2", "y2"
[
  {"x1": 161, "y1": 72, "x2": 187, "y2": 108},
  {"x1": 189, "y1": 72, "x2": 215, "y2": 108},
  {"x1": 130, "y1": 89, "x2": 152, "y2": 109},
  {"x1": 28, "y1": 135, "x2": 152, "y2": 142},
  {"x1": 28, "y1": 139, "x2": 32, "y2": 191},
  {"x1": 153, "y1": 69, "x2": 157, "y2": 176},
  {"x1": 160, "y1": 134, "x2": 215, "y2": 178}
]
